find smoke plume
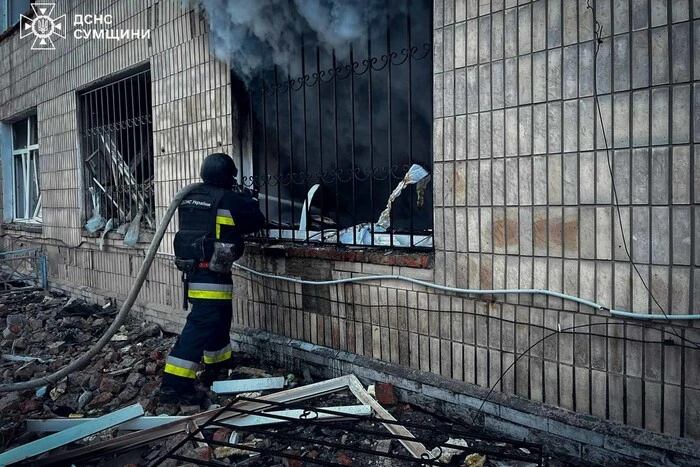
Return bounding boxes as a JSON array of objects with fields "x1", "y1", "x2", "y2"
[{"x1": 191, "y1": 0, "x2": 384, "y2": 82}]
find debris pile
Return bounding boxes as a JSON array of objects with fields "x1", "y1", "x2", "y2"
[
  {"x1": 0, "y1": 290, "x2": 180, "y2": 448},
  {"x1": 0, "y1": 290, "x2": 547, "y2": 466}
]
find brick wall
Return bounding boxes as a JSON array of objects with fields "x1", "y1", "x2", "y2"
[
  {"x1": 0, "y1": 0, "x2": 696, "y2": 453},
  {"x1": 231, "y1": 0, "x2": 700, "y2": 443},
  {"x1": 0, "y1": 0, "x2": 230, "y2": 328},
  {"x1": 428, "y1": 0, "x2": 699, "y2": 438}
]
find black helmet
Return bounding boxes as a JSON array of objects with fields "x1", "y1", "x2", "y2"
[{"x1": 200, "y1": 153, "x2": 238, "y2": 187}]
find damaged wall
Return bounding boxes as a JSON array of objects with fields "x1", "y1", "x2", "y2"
[
  {"x1": 431, "y1": 0, "x2": 700, "y2": 440},
  {"x1": 230, "y1": 0, "x2": 700, "y2": 450},
  {"x1": 0, "y1": 0, "x2": 696, "y2": 462},
  {"x1": 0, "y1": 0, "x2": 234, "y2": 330}
]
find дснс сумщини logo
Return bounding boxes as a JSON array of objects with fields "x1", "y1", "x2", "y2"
[{"x1": 20, "y1": 3, "x2": 66, "y2": 51}]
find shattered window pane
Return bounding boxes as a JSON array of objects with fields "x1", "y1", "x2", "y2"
[
  {"x1": 78, "y1": 68, "x2": 155, "y2": 233},
  {"x1": 29, "y1": 114, "x2": 38, "y2": 145},
  {"x1": 13, "y1": 155, "x2": 25, "y2": 217}
]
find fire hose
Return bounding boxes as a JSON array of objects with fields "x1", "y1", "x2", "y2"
[{"x1": 0, "y1": 183, "x2": 199, "y2": 393}]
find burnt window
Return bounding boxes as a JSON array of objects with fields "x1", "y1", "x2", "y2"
[
  {"x1": 78, "y1": 69, "x2": 154, "y2": 235},
  {"x1": 237, "y1": 0, "x2": 433, "y2": 249}
]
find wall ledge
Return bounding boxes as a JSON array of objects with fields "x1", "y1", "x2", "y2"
[
  {"x1": 229, "y1": 326, "x2": 700, "y2": 467},
  {"x1": 1, "y1": 222, "x2": 42, "y2": 235},
  {"x1": 246, "y1": 242, "x2": 433, "y2": 269}
]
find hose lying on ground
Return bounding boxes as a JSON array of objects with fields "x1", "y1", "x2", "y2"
[{"x1": 0, "y1": 183, "x2": 199, "y2": 393}]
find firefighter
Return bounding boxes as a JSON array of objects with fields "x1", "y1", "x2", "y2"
[{"x1": 158, "y1": 153, "x2": 266, "y2": 406}]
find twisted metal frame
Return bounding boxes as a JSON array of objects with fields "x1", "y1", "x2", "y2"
[{"x1": 151, "y1": 395, "x2": 543, "y2": 467}]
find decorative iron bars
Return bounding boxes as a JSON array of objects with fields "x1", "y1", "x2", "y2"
[
  {"x1": 152, "y1": 395, "x2": 544, "y2": 466},
  {"x1": 78, "y1": 69, "x2": 155, "y2": 231},
  {"x1": 0, "y1": 248, "x2": 47, "y2": 290},
  {"x1": 236, "y1": 0, "x2": 433, "y2": 249}
]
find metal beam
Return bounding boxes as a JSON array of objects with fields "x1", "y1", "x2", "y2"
[
  {"x1": 26, "y1": 405, "x2": 372, "y2": 433},
  {"x1": 221, "y1": 405, "x2": 373, "y2": 427},
  {"x1": 346, "y1": 375, "x2": 431, "y2": 460},
  {"x1": 211, "y1": 377, "x2": 285, "y2": 394},
  {"x1": 0, "y1": 403, "x2": 144, "y2": 466}
]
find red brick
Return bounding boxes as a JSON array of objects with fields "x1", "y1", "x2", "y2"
[
  {"x1": 86, "y1": 391, "x2": 113, "y2": 409},
  {"x1": 337, "y1": 452, "x2": 353, "y2": 465},
  {"x1": 374, "y1": 383, "x2": 398, "y2": 406},
  {"x1": 0, "y1": 393, "x2": 22, "y2": 412},
  {"x1": 19, "y1": 397, "x2": 43, "y2": 414},
  {"x1": 213, "y1": 428, "x2": 232, "y2": 443},
  {"x1": 99, "y1": 377, "x2": 122, "y2": 394},
  {"x1": 140, "y1": 380, "x2": 160, "y2": 397},
  {"x1": 138, "y1": 397, "x2": 157, "y2": 413},
  {"x1": 193, "y1": 446, "x2": 211, "y2": 461}
]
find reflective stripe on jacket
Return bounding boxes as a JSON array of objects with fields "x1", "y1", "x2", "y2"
[{"x1": 187, "y1": 282, "x2": 233, "y2": 300}]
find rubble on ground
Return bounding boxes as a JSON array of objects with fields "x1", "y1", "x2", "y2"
[
  {"x1": 0, "y1": 290, "x2": 185, "y2": 448},
  {"x1": 0, "y1": 290, "x2": 556, "y2": 466}
]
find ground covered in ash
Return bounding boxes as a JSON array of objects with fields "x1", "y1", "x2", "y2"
[{"x1": 0, "y1": 290, "x2": 563, "y2": 467}]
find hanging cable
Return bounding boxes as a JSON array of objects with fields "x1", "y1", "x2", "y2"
[
  {"x1": 584, "y1": 0, "x2": 692, "y2": 343},
  {"x1": 468, "y1": 319, "x2": 691, "y2": 425}
]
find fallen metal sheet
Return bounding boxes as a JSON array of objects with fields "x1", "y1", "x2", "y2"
[
  {"x1": 0, "y1": 403, "x2": 144, "y2": 466},
  {"x1": 27, "y1": 405, "x2": 372, "y2": 434},
  {"x1": 26, "y1": 416, "x2": 189, "y2": 433},
  {"x1": 37, "y1": 376, "x2": 354, "y2": 465},
  {"x1": 211, "y1": 377, "x2": 285, "y2": 394},
  {"x1": 346, "y1": 375, "x2": 431, "y2": 460},
  {"x1": 221, "y1": 405, "x2": 373, "y2": 427}
]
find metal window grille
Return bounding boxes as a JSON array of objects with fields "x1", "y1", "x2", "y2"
[
  {"x1": 235, "y1": 0, "x2": 433, "y2": 249},
  {"x1": 78, "y1": 69, "x2": 155, "y2": 230},
  {"x1": 11, "y1": 114, "x2": 41, "y2": 222},
  {"x1": 153, "y1": 395, "x2": 544, "y2": 466}
]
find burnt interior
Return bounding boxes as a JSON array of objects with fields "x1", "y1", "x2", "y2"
[{"x1": 231, "y1": 0, "x2": 433, "y2": 245}]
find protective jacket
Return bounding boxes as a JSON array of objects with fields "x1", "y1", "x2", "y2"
[
  {"x1": 173, "y1": 183, "x2": 265, "y2": 306},
  {"x1": 162, "y1": 183, "x2": 265, "y2": 390}
]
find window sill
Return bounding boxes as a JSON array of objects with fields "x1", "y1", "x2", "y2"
[
  {"x1": 2, "y1": 222, "x2": 43, "y2": 234},
  {"x1": 246, "y1": 242, "x2": 433, "y2": 269},
  {"x1": 81, "y1": 229, "x2": 154, "y2": 246}
]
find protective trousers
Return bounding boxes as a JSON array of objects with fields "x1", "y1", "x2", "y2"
[{"x1": 161, "y1": 278, "x2": 233, "y2": 393}]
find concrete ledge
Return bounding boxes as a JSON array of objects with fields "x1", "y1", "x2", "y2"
[
  {"x1": 245, "y1": 243, "x2": 434, "y2": 269},
  {"x1": 229, "y1": 326, "x2": 700, "y2": 467}
]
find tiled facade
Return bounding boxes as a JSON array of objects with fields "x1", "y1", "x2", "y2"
[
  {"x1": 232, "y1": 0, "x2": 700, "y2": 443},
  {"x1": 425, "y1": 0, "x2": 699, "y2": 438},
  {"x1": 0, "y1": 0, "x2": 232, "y2": 330},
  {"x1": 0, "y1": 0, "x2": 697, "y2": 457}
]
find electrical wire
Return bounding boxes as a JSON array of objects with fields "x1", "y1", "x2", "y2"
[
  {"x1": 231, "y1": 262, "x2": 700, "y2": 325},
  {"x1": 584, "y1": 0, "x2": 691, "y2": 345},
  {"x1": 469, "y1": 321, "x2": 659, "y2": 425}
]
